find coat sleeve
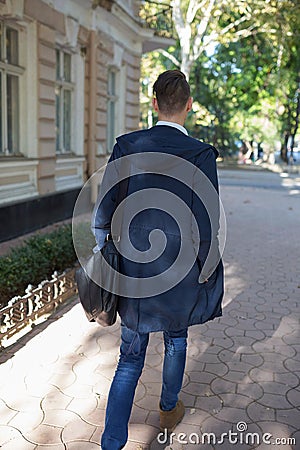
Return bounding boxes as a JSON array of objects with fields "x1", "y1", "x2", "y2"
[
  {"x1": 91, "y1": 143, "x2": 120, "y2": 250},
  {"x1": 191, "y1": 146, "x2": 221, "y2": 281}
]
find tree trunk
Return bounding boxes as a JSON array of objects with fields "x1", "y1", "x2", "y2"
[
  {"x1": 280, "y1": 102, "x2": 292, "y2": 163},
  {"x1": 281, "y1": 132, "x2": 289, "y2": 163},
  {"x1": 290, "y1": 82, "x2": 300, "y2": 157}
]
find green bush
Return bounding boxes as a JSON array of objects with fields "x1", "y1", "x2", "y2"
[{"x1": 0, "y1": 224, "x2": 77, "y2": 307}]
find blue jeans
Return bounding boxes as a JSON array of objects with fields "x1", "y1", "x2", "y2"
[{"x1": 101, "y1": 325, "x2": 188, "y2": 450}]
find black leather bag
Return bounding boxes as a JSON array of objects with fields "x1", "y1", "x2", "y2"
[
  {"x1": 75, "y1": 173, "x2": 129, "y2": 327},
  {"x1": 75, "y1": 237, "x2": 120, "y2": 326}
]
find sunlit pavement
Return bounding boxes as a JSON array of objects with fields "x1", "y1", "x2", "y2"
[{"x1": 0, "y1": 171, "x2": 299, "y2": 449}]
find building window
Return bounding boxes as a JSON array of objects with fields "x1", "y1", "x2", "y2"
[
  {"x1": 55, "y1": 49, "x2": 74, "y2": 154},
  {"x1": 0, "y1": 23, "x2": 23, "y2": 155},
  {"x1": 107, "y1": 69, "x2": 118, "y2": 153}
]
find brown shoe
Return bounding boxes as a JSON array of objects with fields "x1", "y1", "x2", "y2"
[{"x1": 159, "y1": 400, "x2": 185, "y2": 432}]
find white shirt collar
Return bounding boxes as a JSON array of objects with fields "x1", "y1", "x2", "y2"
[{"x1": 156, "y1": 120, "x2": 188, "y2": 136}]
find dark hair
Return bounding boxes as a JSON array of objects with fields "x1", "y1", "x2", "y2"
[{"x1": 153, "y1": 70, "x2": 190, "y2": 116}]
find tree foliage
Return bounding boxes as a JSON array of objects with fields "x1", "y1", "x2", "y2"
[{"x1": 140, "y1": 0, "x2": 300, "y2": 159}]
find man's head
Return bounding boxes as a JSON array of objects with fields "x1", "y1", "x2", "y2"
[{"x1": 152, "y1": 70, "x2": 192, "y2": 121}]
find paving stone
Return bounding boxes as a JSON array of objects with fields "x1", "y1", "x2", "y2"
[
  {"x1": 72, "y1": 358, "x2": 101, "y2": 379},
  {"x1": 93, "y1": 364, "x2": 115, "y2": 381},
  {"x1": 181, "y1": 407, "x2": 212, "y2": 426},
  {"x1": 194, "y1": 395, "x2": 223, "y2": 414},
  {"x1": 276, "y1": 408, "x2": 300, "y2": 430},
  {"x1": 49, "y1": 361, "x2": 74, "y2": 376},
  {"x1": 204, "y1": 362, "x2": 229, "y2": 377},
  {"x1": 183, "y1": 344, "x2": 200, "y2": 359},
  {"x1": 66, "y1": 396, "x2": 97, "y2": 416},
  {"x1": 204, "y1": 344, "x2": 225, "y2": 355},
  {"x1": 241, "y1": 353, "x2": 264, "y2": 366},
  {"x1": 282, "y1": 332, "x2": 300, "y2": 346},
  {"x1": 286, "y1": 388, "x2": 300, "y2": 408},
  {"x1": 130, "y1": 405, "x2": 150, "y2": 425},
  {"x1": 262, "y1": 351, "x2": 287, "y2": 362},
  {"x1": 8, "y1": 409, "x2": 44, "y2": 434},
  {"x1": 145, "y1": 382, "x2": 162, "y2": 397},
  {"x1": 135, "y1": 395, "x2": 160, "y2": 412},
  {"x1": 144, "y1": 354, "x2": 163, "y2": 369},
  {"x1": 61, "y1": 416, "x2": 97, "y2": 443},
  {"x1": 249, "y1": 367, "x2": 274, "y2": 383},
  {"x1": 218, "y1": 348, "x2": 237, "y2": 363},
  {"x1": 258, "y1": 393, "x2": 294, "y2": 409},
  {"x1": 259, "y1": 381, "x2": 291, "y2": 396},
  {"x1": 162, "y1": 423, "x2": 203, "y2": 446},
  {"x1": 65, "y1": 441, "x2": 100, "y2": 449},
  {"x1": 0, "y1": 425, "x2": 22, "y2": 445},
  {"x1": 224, "y1": 326, "x2": 246, "y2": 337},
  {"x1": 128, "y1": 424, "x2": 160, "y2": 445},
  {"x1": 41, "y1": 386, "x2": 72, "y2": 411},
  {"x1": 184, "y1": 360, "x2": 205, "y2": 372},
  {"x1": 134, "y1": 382, "x2": 147, "y2": 403},
  {"x1": 188, "y1": 371, "x2": 216, "y2": 384},
  {"x1": 5, "y1": 395, "x2": 43, "y2": 415},
  {"x1": 194, "y1": 350, "x2": 222, "y2": 364},
  {"x1": 182, "y1": 382, "x2": 213, "y2": 397},
  {"x1": 246, "y1": 401, "x2": 275, "y2": 422},
  {"x1": 0, "y1": 399, "x2": 18, "y2": 424},
  {"x1": 24, "y1": 424, "x2": 63, "y2": 445},
  {"x1": 284, "y1": 358, "x2": 300, "y2": 373},
  {"x1": 77, "y1": 341, "x2": 102, "y2": 358},
  {"x1": 96, "y1": 333, "x2": 120, "y2": 353},
  {"x1": 43, "y1": 409, "x2": 83, "y2": 428},
  {"x1": 210, "y1": 378, "x2": 236, "y2": 395},
  {"x1": 125, "y1": 442, "x2": 149, "y2": 450},
  {"x1": 179, "y1": 391, "x2": 196, "y2": 408},
  {"x1": 62, "y1": 383, "x2": 94, "y2": 399},
  {"x1": 217, "y1": 393, "x2": 253, "y2": 409},
  {"x1": 232, "y1": 336, "x2": 258, "y2": 349},
  {"x1": 226, "y1": 360, "x2": 253, "y2": 373},
  {"x1": 139, "y1": 368, "x2": 162, "y2": 383},
  {"x1": 245, "y1": 329, "x2": 267, "y2": 342},
  {"x1": 77, "y1": 405, "x2": 105, "y2": 428},
  {"x1": 34, "y1": 446, "x2": 65, "y2": 450},
  {"x1": 212, "y1": 337, "x2": 234, "y2": 349},
  {"x1": 257, "y1": 421, "x2": 297, "y2": 445},
  {"x1": 1, "y1": 437, "x2": 36, "y2": 449},
  {"x1": 145, "y1": 411, "x2": 160, "y2": 429},
  {"x1": 95, "y1": 394, "x2": 107, "y2": 410},
  {"x1": 220, "y1": 370, "x2": 249, "y2": 383},
  {"x1": 274, "y1": 371, "x2": 300, "y2": 388},
  {"x1": 236, "y1": 382, "x2": 264, "y2": 400},
  {"x1": 290, "y1": 430, "x2": 299, "y2": 449}
]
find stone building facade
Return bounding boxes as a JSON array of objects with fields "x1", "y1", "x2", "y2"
[{"x1": 0, "y1": 0, "x2": 167, "y2": 241}]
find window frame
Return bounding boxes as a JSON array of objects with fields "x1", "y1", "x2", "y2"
[
  {"x1": 107, "y1": 67, "x2": 119, "y2": 154},
  {"x1": 0, "y1": 21, "x2": 24, "y2": 156},
  {"x1": 55, "y1": 47, "x2": 75, "y2": 155}
]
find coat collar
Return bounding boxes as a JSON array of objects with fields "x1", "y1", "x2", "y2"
[{"x1": 156, "y1": 121, "x2": 188, "y2": 136}]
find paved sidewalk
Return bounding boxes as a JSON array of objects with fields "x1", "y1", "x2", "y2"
[{"x1": 0, "y1": 181, "x2": 299, "y2": 449}]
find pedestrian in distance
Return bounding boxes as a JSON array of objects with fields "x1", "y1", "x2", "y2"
[{"x1": 92, "y1": 69, "x2": 224, "y2": 450}]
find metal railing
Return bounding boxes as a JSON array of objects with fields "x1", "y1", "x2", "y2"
[{"x1": 0, "y1": 269, "x2": 77, "y2": 348}]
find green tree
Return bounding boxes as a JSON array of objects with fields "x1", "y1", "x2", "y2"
[
  {"x1": 272, "y1": 0, "x2": 300, "y2": 162},
  {"x1": 158, "y1": 0, "x2": 278, "y2": 80},
  {"x1": 140, "y1": 0, "x2": 300, "y2": 159}
]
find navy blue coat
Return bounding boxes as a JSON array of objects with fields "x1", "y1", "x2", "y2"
[{"x1": 93, "y1": 125, "x2": 224, "y2": 333}]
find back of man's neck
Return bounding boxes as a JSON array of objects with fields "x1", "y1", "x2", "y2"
[{"x1": 157, "y1": 116, "x2": 185, "y2": 127}]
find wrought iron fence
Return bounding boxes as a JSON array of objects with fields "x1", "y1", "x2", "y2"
[{"x1": 0, "y1": 269, "x2": 77, "y2": 348}]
